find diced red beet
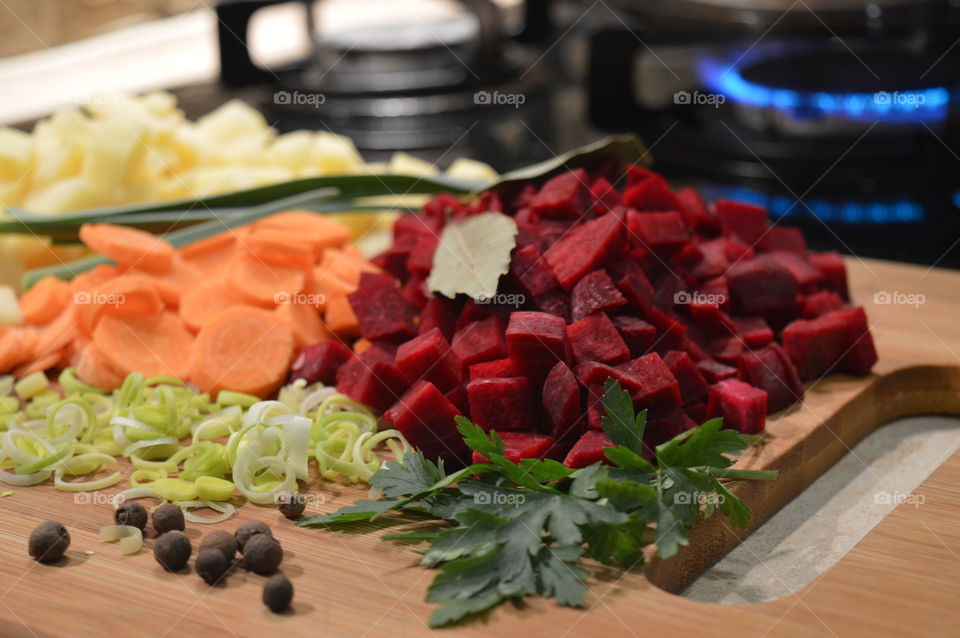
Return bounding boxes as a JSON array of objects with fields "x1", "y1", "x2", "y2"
[
  {"x1": 445, "y1": 384, "x2": 469, "y2": 414},
  {"x1": 466, "y1": 377, "x2": 537, "y2": 431},
  {"x1": 585, "y1": 384, "x2": 605, "y2": 430},
  {"x1": 468, "y1": 190, "x2": 503, "y2": 215},
  {"x1": 530, "y1": 169, "x2": 591, "y2": 219},
  {"x1": 700, "y1": 276, "x2": 730, "y2": 310},
  {"x1": 800, "y1": 290, "x2": 844, "y2": 318},
  {"x1": 663, "y1": 350, "x2": 710, "y2": 406},
  {"x1": 613, "y1": 316, "x2": 656, "y2": 356},
  {"x1": 394, "y1": 212, "x2": 443, "y2": 241},
  {"x1": 761, "y1": 226, "x2": 807, "y2": 255},
  {"x1": 726, "y1": 256, "x2": 798, "y2": 317},
  {"x1": 738, "y1": 343, "x2": 805, "y2": 413},
  {"x1": 809, "y1": 251, "x2": 849, "y2": 300},
  {"x1": 384, "y1": 381, "x2": 466, "y2": 464},
  {"x1": 646, "y1": 407, "x2": 698, "y2": 446},
  {"x1": 505, "y1": 311, "x2": 569, "y2": 377},
  {"x1": 418, "y1": 296, "x2": 458, "y2": 340},
  {"x1": 533, "y1": 289, "x2": 571, "y2": 321},
  {"x1": 590, "y1": 176, "x2": 621, "y2": 215},
  {"x1": 394, "y1": 327, "x2": 463, "y2": 392},
  {"x1": 687, "y1": 302, "x2": 737, "y2": 335},
  {"x1": 696, "y1": 358, "x2": 739, "y2": 383},
  {"x1": 336, "y1": 359, "x2": 409, "y2": 413},
  {"x1": 765, "y1": 251, "x2": 823, "y2": 288},
  {"x1": 290, "y1": 341, "x2": 353, "y2": 385},
  {"x1": 336, "y1": 343, "x2": 397, "y2": 390},
  {"x1": 622, "y1": 176, "x2": 680, "y2": 212},
  {"x1": 707, "y1": 378, "x2": 767, "y2": 434},
  {"x1": 510, "y1": 244, "x2": 560, "y2": 298},
  {"x1": 455, "y1": 300, "x2": 494, "y2": 331},
  {"x1": 625, "y1": 166, "x2": 660, "y2": 187},
  {"x1": 675, "y1": 186, "x2": 717, "y2": 233},
  {"x1": 733, "y1": 316, "x2": 774, "y2": 348},
  {"x1": 471, "y1": 432, "x2": 557, "y2": 464},
  {"x1": 576, "y1": 362, "x2": 645, "y2": 396},
  {"x1": 684, "y1": 401, "x2": 707, "y2": 424},
  {"x1": 400, "y1": 276, "x2": 429, "y2": 310},
  {"x1": 690, "y1": 239, "x2": 729, "y2": 280},
  {"x1": 469, "y1": 358, "x2": 517, "y2": 380},
  {"x1": 372, "y1": 238, "x2": 415, "y2": 280},
  {"x1": 570, "y1": 269, "x2": 626, "y2": 321},
  {"x1": 782, "y1": 307, "x2": 877, "y2": 380},
  {"x1": 562, "y1": 431, "x2": 615, "y2": 468},
  {"x1": 348, "y1": 273, "x2": 417, "y2": 342},
  {"x1": 406, "y1": 236, "x2": 439, "y2": 279},
  {"x1": 627, "y1": 210, "x2": 690, "y2": 255},
  {"x1": 715, "y1": 200, "x2": 767, "y2": 246},
  {"x1": 722, "y1": 236, "x2": 755, "y2": 262},
  {"x1": 542, "y1": 361, "x2": 584, "y2": 440},
  {"x1": 451, "y1": 317, "x2": 507, "y2": 366},
  {"x1": 607, "y1": 258, "x2": 655, "y2": 312},
  {"x1": 616, "y1": 352, "x2": 682, "y2": 409},
  {"x1": 646, "y1": 307, "x2": 689, "y2": 347},
  {"x1": 545, "y1": 212, "x2": 626, "y2": 290},
  {"x1": 422, "y1": 193, "x2": 464, "y2": 222},
  {"x1": 679, "y1": 335, "x2": 711, "y2": 362},
  {"x1": 566, "y1": 313, "x2": 630, "y2": 365},
  {"x1": 707, "y1": 335, "x2": 744, "y2": 365}
]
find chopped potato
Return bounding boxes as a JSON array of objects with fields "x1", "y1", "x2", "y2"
[
  {"x1": 388, "y1": 152, "x2": 438, "y2": 177},
  {"x1": 0, "y1": 286, "x2": 22, "y2": 326}
]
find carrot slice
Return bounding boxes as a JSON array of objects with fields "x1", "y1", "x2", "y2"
[
  {"x1": 312, "y1": 267, "x2": 356, "y2": 298},
  {"x1": 228, "y1": 257, "x2": 305, "y2": 308},
  {"x1": 0, "y1": 328, "x2": 25, "y2": 373},
  {"x1": 256, "y1": 211, "x2": 351, "y2": 259},
  {"x1": 75, "y1": 344, "x2": 125, "y2": 392},
  {"x1": 275, "y1": 301, "x2": 331, "y2": 349},
  {"x1": 33, "y1": 306, "x2": 78, "y2": 362},
  {"x1": 20, "y1": 275, "x2": 71, "y2": 326},
  {"x1": 179, "y1": 232, "x2": 239, "y2": 276},
  {"x1": 179, "y1": 279, "x2": 247, "y2": 333},
  {"x1": 137, "y1": 255, "x2": 202, "y2": 308},
  {"x1": 246, "y1": 227, "x2": 315, "y2": 270},
  {"x1": 92, "y1": 312, "x2": 193, "y2": 379},
  {"x1": 79, "y1": 223, "x2": 174, "y2": 274},
  {"x1": 14, "y1": 351, "x2": 62, "y2": 378},
  {"x1": 190, "y1": 306, "x2": 294, "y2": 398},
  {"x1": 324, "y1": 295, "x2": 360, "y2": 338}
]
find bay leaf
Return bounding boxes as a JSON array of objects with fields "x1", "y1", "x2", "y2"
[{"x1": 427, "y1": 212, "x2": 518, "y2": 301}]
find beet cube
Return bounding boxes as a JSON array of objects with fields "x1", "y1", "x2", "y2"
[
  {"x1": 394, "y1": 212, "x2": 442, "y2": 241},
  {"x1": 707, "y1": 378, "x2": 767, "y2": 434},
  {"x1": 542, "y1": 361, "x2": 584, "y2": 440},
  {"x1": 384, "y1": 381, "x2": 466, "y2": 464},
  {"x1": 418, "y1": 296, "x2": 458, "y2": 340},
  {"x1": 696, "y1": 359, "x2": 739, "y2": 383},
  {"x1": 545, "y1": 212, "x2": 626, "y2": 290},
  {"x1": 394, "y1": 327, "x2": 463, "y2": 392},
  {"x1": 707, "y1": 335, "x2": 744, "y2": 365},
  {"x1": 616, "y1": 353, "x2": 682, "y2": 409},
  {"x1": 622, "y1": 177, "x2": 680, "y2": 212},
  {"x1": 607, "y1": 258, "x2": 655, "y2": 312},
  {"x1": 726, "y1": 256, "x2": 798, "y2": 317},
  {"x1": 469, "y1": 358, "x2": 517, "y2": 380},
  {"x1": 765, "y1": 251, "x2": 823, "y2": 288},
  {"x1": 687, "y1": 302, "x2": 736, "y2": 335},
  {"x1": 348, "y1": 273, "x2": 417, "y2": 342},
  {"x1": 690, "y1": 239, "x2": 729, "y2": 281},
  {"x1": 455, "y1": 300, "x2": 494, "y2": 331},
  {"x1": 566, "y1": 313, "x2": 630, "y2": 365},
  {"x1": 782, "y1": 307, "x2": 877, "y2": 380},
  {"x1": 533, "y1": 289, "x2": 571, "y2": 321},
  {"x1": 471, "y1": 432, "x2": 557, "y2": 465},
  {"x1": 562, "y1": 431, "x2": 615, "y2": 468},
  {"x1": 336, "y1": 359, "x2": 409, "y2": 413},
  {"x1": 760, "y1": 226, "x2": 807, "y2": 255},
  {"x1": 628, "y1": 210, "x2": 690, "y2": 255},
  {"x1": 675, "y1": 186, "x2": 717, "y2": 233},
  {"x1": 715, "y1": 200, "x2": 767, "y2": 246},
  {"x1": 613, "y1": 316, "x2": 656, "y2": 356},
  {"x1": 505, "y1": 311, "x2": 569, "y2": 376},
  {"x1": 466, "y1": 377, "x2": 537, "y2": 431},
  {"x1": 663, "y1": 350, "x2": 710, "y2": 406},
  {"x1": 451, "y1": 317, "x2": 508, "y2": 366},
  {"x1": 685, "y1": 402, "x2": 707, "y2": 424},
  {"x1": 445, "y1": 384, "x2": 469, "y2": 414},
  {"x1": 625, "y1": 166, "x2": 661, "y2": 188},
  {"x1": 800, "y1": 290, "x2": 844, "y2": 319},
  {"x1": 733, "y1": 316, "x2": 774, "y2": 348},
  {"x1": 335, "y1": 345, "x2": 397, "y2": 387},
  {"x1": 646, "y1": 407, "x2": 698, "y2": 446},
  {"x1": 530, "y1": 169, "x2": 591, "y2": 219},
  {"x1": 737, "y1": 343, "x2": 804, "y2": 413},
  {"x1": 510, "y1": 244, "x2": 560, "y2": 298},
  {"x1": 576, "y1": 362, "x2": 645, "y2": 398},
  {"x1": 290, "y1": 341, "x2": 354, "y2": 385},
  {"x1": 571, "y1": 269, "x2": 626, "y2": 321},
  {"x1": 585, "y1": 384, "x2": 606, "y2": 430},
  {"x1": 400, "y1": 276, "x2": 429, "y2": 310},
  {"x1": 809, "y1": 251, "x2": 849, "y2": 300},
  {"x1": 590, "y1": 176, "x2": 621, "y2": 215}
]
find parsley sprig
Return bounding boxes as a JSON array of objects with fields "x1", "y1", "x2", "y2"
[{"x1": 299, "y1": 378, "x2": 778, "y2": 627}]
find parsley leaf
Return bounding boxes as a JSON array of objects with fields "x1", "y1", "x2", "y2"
[{"x1": 601, "y1": 378, "x2": 647, "y2": 455}]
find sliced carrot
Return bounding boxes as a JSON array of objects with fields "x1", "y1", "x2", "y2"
[
  {"x1": 92, "y1": 312, "x2": 193, "y2": 379},
  {"x1": 316, "y1": 248, "x2": 364, "y2": 286},
  {"x1": 79, "y1": 223, "x2": 174, "y2": 274},
  {"x1": 75, "y1": 344, "x2": 125, "y2": 392},
  {"x1": 0, "y1": 328, "x2": 25, "y2": 373},
  {"x1": 257, "y1": 211, "x2": 351, "y2": 259},
  {"x1": 246, "y1": 227, "x2": 315, "y2": 270},
  {"x1": 312, "y1": 267, "x2": 356, "y2": 298},
  {"x1": 19, "y1": 275, "x2": 71, "y2": 326},
  {"x1": 324, "y1": 295, "x2": 360, "y2": 338},
  {"x1": 33, "y1": 305, "x2": 78, "y2": 362},
  {"x1": 65, "y1": 335, "x2": 91, "y2": 369},
  {"x1": 228, "y1": 257, "x2": 305, "y2": 308},
  {"x1": 353, "y1": 338, "x2": 373, "y2": 355},
  {"x1": 190, "y1": 306, "x2": 294, "y2": 398},
  {"x1": 179, "y1": 232, "x2": 239, "y2": 276},
  {"x1": 137, "y1": 255, "x2": 202, "y2": 308},
  {"x1": 179, "y1": 279, "x2": 247, "y2": 333},
  {"x1": 275, "y1": 301, "x2": 331, "y2": 349},
  {"x1": 14, "y1": 351, "x2": 62, "y2": 378},
  {"x1": 99, "y1": 275, "x2": 164, "y2": 317}
]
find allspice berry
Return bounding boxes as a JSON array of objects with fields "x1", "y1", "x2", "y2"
[
  {"x1": 277, "y1": 491, "x2": 306, "y2": 520},
  {"x1": 235, "y1": 521, "x2": 272, "y2": 553},
  {"x1": 196, "y1": 549, "x2": 230, "y2": 586},
  {"x1": 153, "y1": 504, "x2": 185, "y2": 535},
  {"x1": 262, "y1": 574, "x2": 293, "y2": 613},
  {"x1": 198, "y1": 530, "x2": 237, "y2": 562},
  {"x1": 28, "y1": 521, "x2": 70, "y2": 562},
  {"x1": 114, "y1": 502, "x2": 148, "y2": 531},
  {"x1": 243, "y1": 535, "x2": 283, "y2": 575},
  {"x1": 154, "y1": 531, "x2": 191, "y2": 571}
]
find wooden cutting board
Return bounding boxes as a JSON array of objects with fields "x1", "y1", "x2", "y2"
[{"x1": 2, "y1": 257, "x2": 959, "y2": 638}]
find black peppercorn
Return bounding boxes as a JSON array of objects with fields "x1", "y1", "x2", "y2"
[
  {"x1": 235, "y1": 521, "x2": 272, "y2": 553},
  {"x1": 153, "y1": 503, "x2": 185, "y2": 535},
  {"x1": 262, "y1": 574, "x2": 293, "y2": 613},
  {"x1": 243, "y1": 535, "x2": 283, "y2": 575},
  {"x1": 114, "y1": 502, "x2": 148, "y2": 531},
  {"x1": 28, "y1": 521, "x2": 70, "y2": 562},
  {"x1": 154, "y1": 531, "x2": 191, "y2": 571},
  {"x1": 277, "y1": 491, "x2": 306, "y2": 520},
  {"x1": 198, "y1": 530, "x2": 237, "y2": 562},
  {"x1": 196, "y1": 549, "x2": 230, "y2": 586}
]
